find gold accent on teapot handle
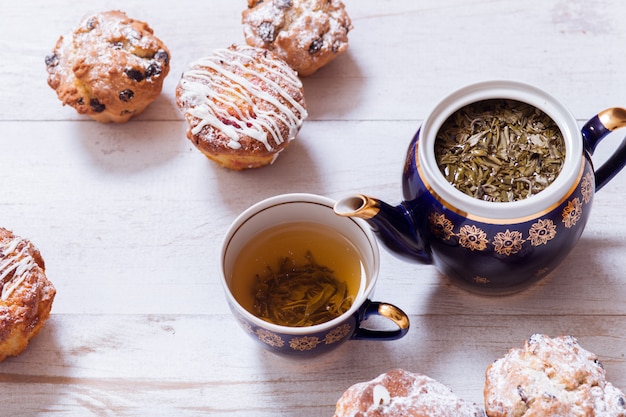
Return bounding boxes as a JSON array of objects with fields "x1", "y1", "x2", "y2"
[{"x1": 598, "y1": 108, "x2": 626, "y2": 131}]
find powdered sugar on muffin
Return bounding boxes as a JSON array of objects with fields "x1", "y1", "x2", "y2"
[
  {"x1": 484, "y1": 334, "x2": 626, "y2": 417},
  {"x1": 242, "y1": 0, "x2": 352, "y2": 76},
  {"x1": 45, "y1": 10, "x2": 170, "y2": 123},
  {"x1": 334, "y1": 369, "x2": 485, "y2": 417}
]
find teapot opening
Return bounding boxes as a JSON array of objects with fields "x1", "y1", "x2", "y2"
[{"x1": 417, "y1": 80, "x2": 582, "y2": 221}]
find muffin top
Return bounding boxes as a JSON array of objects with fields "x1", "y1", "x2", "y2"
[
  {"x1": 242, "y1": 0, "x2": 352, "y2": 76},
  {"x1": 176, "y1": 44, "x2": 307, "y2": 166},
  {"x1": 45, "y1": 10, "x2": 170, "y2": 123}
]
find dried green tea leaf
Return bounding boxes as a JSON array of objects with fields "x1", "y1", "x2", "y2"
[{"x1": 434, "y1": 99, "x2": 565, "y2": 202}]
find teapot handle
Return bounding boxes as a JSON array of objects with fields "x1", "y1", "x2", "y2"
[{"x1": 581, "y1": 107, "x2": 626, "y2": 191}]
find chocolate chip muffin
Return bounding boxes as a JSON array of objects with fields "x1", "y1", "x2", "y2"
[
  {"x1": 334, "y1": 369, "x2": 486, "y2": 417},
  {"x1": 242, "y1": 0, "x2": 352, "y2": 76},
  {"x1": 484, "y1": 334, "x2": 626, "y2": 417},
  {"x1": 45, "y1": 10, "x2": 170, "y2": 123},
  {"x1": 176, "y1": 44, "x2": 307, "y2": 170}
]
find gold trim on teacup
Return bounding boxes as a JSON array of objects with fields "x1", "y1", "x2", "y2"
[
  {"x1": 414, "y1": 142, "x2": 587, "y2": 225},
  {"x1": 377, "y1": 304, "x2": 410, "y2": 331}
]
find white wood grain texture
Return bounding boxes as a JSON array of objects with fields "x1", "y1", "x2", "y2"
[
  {"x1": 0, "y1": 0, "x2": 625, "y2": 416},
  {"x1": 0, "y1": 314, "x2": 623, "y2": 416}
]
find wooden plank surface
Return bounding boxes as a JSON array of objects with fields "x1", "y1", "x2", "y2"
[{"x1": 1, "y1": 0, "x2": 625, "y2": 416}]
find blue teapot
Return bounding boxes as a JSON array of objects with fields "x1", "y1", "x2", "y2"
[{"x1": 335, "y1": 81, "x2": 626, "y2": 293}]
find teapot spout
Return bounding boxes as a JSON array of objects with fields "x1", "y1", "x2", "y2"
[{"x1": 334, "y1": 195, "x2": 432, "y2": 264}]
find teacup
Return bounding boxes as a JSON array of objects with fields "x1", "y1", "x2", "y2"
[
  {"x1": 220, "y1": 193, "x2": 409, "y2": 355},
  {"x1": 335, "y1": 80, "x2": 626, "y2": 293}
]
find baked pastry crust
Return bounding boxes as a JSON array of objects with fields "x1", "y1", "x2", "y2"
[
  {"x1": 484, "y1": 334, "x2": 626, "y2": 417},
  {"x1": 333, "y1": 369, "x2": 485, "y2": 417},
  {"x1": 45, "y1": 10, "x2": 170, "y2": 123},
  {"x1": 0, "y1": 228, "x2": 56, "y2": 362},
  {"x1": 242, "y1": 0, "x2": 352, "y2": 76},
  {"x1": 176, "y1": 44, "x2": 308, "y2": 170}
]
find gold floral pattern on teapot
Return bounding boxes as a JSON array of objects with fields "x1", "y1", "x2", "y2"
[{"x1": 427, "y1": 171, "x2": 594, "y2": 257}]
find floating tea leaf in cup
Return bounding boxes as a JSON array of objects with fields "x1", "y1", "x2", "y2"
[
  {"x1": 434, "y1": 99, "x2": 566, "y2": 202},
  {"x1": 253, "y1": 251, "x2": 353, "y2": 327}
]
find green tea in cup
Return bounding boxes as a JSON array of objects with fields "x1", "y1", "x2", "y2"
[
  {"x1": 230, "y1": 222, "x2": 365, "y2": 327},
  {"x1": 220, "y1": 193, "x2": 409, "y2": 355}
]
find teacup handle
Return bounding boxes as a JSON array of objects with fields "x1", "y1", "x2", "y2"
[
  {"x1": 351, "y1": 300, "x2": 410, "y2": 341},
  {"x1": 582, "y1": 107, "x2": 626, "y2": 190}
]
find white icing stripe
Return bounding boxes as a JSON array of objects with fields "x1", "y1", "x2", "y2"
[
  {"x1": 179, "y1": 46, "x2": 307, "y2": 151},
  {"x1": 0, "y1": 237, "x2": 37, "y2": 300}
]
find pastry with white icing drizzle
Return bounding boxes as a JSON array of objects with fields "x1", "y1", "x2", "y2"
[
  {"x1": 484, "y1": 334, "x2": 626, "y2": 417},
  {"x1": 176, "y1": 44, "x2": 307, "y2": 170},
  {"x1": 0, "y1": 228, "x2": 55, "y2": 362},
  {"x1": 242, "y1": 0, "x2": 352, "y2": 77},
  {"x1": 333, "y1": 369, "x2": 485, "y2": 417},
  {"x1": 45, "y1": 10, "x2": 170, "y2": 123}
]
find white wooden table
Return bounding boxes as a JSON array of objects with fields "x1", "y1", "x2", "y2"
[{"x1": 2, "y1": 1, "x2": 626, "y2": 415}]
